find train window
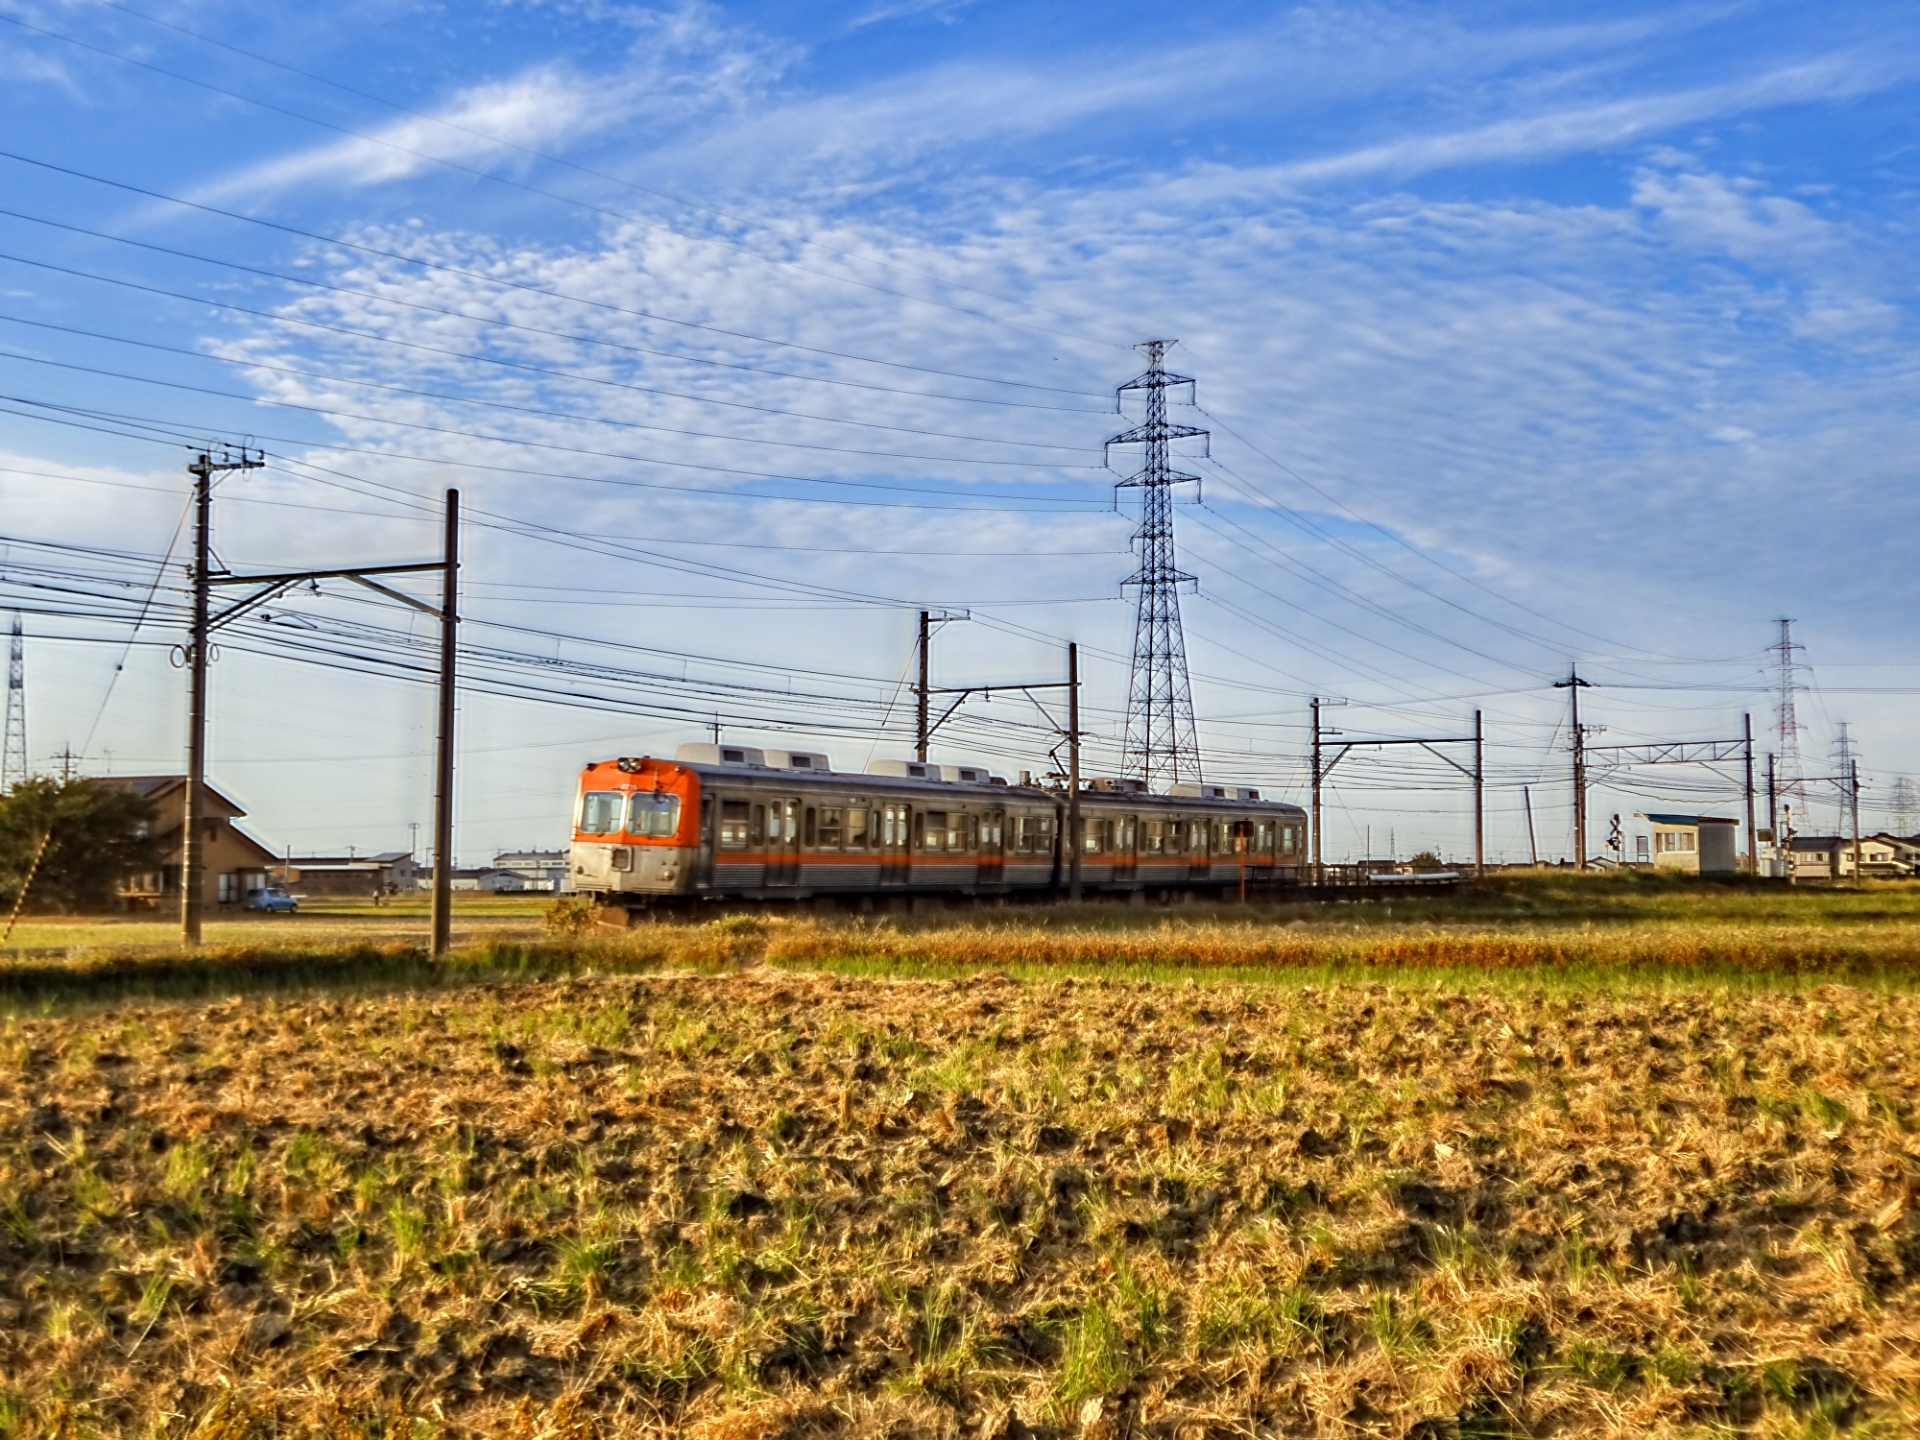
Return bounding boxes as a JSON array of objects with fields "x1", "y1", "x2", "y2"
[
  {"x1": 1141, "y1": 819, "x2": 1165, "y2": 854},
  {"x1": 1085, "y1": 818, "x2": 1114, "y2": 855},
  {"x1": 847, "y1": 807, "x2": 870, "y2": 848},
  {"x1": 627, "y1": 792, "x2": 681, "y2": 838},
  {"x1": 983, "y1": 811, "x2": 1003, "y2": 849},
  {"x1": 921, "y1": 811, "x2": 946, "y2": 851},
  {"x1": 719, "y1": 800, "x2": 751, "y2": 849},
  {"x1": 815, "y1": 807, "x2": 840, "y2": 849},
  {"x1": 578, "y1": 792, "x2": 624, "y2": 835},
  {"x1": 751, "y1": 805, "x2": 766, "y2": 846},
  {"x1": 1014, "y1": 813, "x2": 1055, "y2": 853},
  {"x1": 1191, "y1": 820, "x2": 1211, "y2": 855},
  {"x1": 1255, "y1": 821, "x2": 1273, "y2": 854},
  {"x1": 883, "y1": 804, "x2": 908, "y2": 847},
  {"x1": 946, "y1": 813, "x2": 969, "y2": 852},
  {"x1": 1281, "y1": 823, "x2": 1298, "y2": 855},
  {"x1": 1119, "y1": 816, "x2": 1136, "y2": 854}
]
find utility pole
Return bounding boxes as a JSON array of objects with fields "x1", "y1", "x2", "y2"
[
  {"x1": 182, "y1": 447, "x2": 262, "y2": 946},
  {"x1": 1849, "y1": 755, "x2": 1862, "y2": 890},
  {"x1": 912, "y1": 609, "x2": 968, "y2": 763},
  {"x1": 191, "y1": 473, "x2": 457, "y2": 954},
  {"x1": 1555, "y1": 669, "x2": 1592, "y2": 869},
  {"x1": 1766, "y1": 752, "x2": 1777, "y2": 874},
  {"x1": 1742, "y1": 712, "x2": 1757, "y2": 876},
  {"x1": 1310, "y1": 698, "x2": 1322, "y2": 885},
  {"x1": 1067, "y1": 642, "x2": 1081, "y2": 902},
  {"x1": 431, "y1": 490, "x2": 459, "y2": 960},
  {"x1": 1522, "y1": 785, "x2": 1539, "y2": 867},
  {"x1": 1472, "y1": 709, "x2": 1484, "y2": 878},
  {"x1": 2, "y1": 612, "x2": 25, "y2": 790},
  {"x1": 916, "y1": 611, "x2": 930, "y2": 763}
]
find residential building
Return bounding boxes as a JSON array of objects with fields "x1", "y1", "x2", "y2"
[
  {"x1": 1788, "y1": 836, "x2": 1845, "y2": 882},
  {"x1": 492, "y1": 849, "x2": 569, "y2": 892},
  {"x1": 96, "y1": 776, "x2": 279, "y2": 911},
  {"x1": 1636, "y1": 813, "x2": 1739, "y2": 876},
  {"x1": 281, "y1": 851, "x2": 422, "y2": 898}
]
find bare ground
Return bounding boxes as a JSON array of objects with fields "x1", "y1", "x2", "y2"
[{"x1": 2, "y1": 968, "x2": 1918, "y2": 1437}]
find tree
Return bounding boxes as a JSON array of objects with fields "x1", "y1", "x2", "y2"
[
  {"x1": 0, "y1": 777, "x2": 161, "y2": 913},
  {"x1": 1408, "y1": 850, "x2": 1446, "y2": 872}
]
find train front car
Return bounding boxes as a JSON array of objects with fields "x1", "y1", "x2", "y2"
[{"x1": 569, "y1": 757, "x2": 702, "y2": 899}]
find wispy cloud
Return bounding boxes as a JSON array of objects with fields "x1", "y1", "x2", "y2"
[
  {"x1": 851, "y1": 0, "x2": 980, "y2": 29},
  {"x1": 185, "y1": 67, "x2": 616, "y2": 202}
]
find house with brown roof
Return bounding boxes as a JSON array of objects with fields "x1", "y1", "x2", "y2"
[{"x1": 95, "y1": 776, "x2": 280, "y2": 911}]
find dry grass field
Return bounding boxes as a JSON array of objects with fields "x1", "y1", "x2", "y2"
[{"x1": 3, "y1": 900, "x2": 1920, "y2": 1437}]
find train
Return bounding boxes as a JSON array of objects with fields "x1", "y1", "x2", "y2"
[{"x1": 569, "y1": 741, "x2": 1308, "y2": 911}]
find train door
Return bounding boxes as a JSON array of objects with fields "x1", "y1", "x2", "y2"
[
  {"x1": 979, "y1": 808, "x2": 1005, "y2": 886},
  {"x1": 879, "y1": 802, "x2": 911, "y2": 887},
  {"x1": 1112, "y1": 814, "x2": 1138, "y2": 885},
  {"x1": 767, "y1": 796, "x2": 801, "y2": 885}
]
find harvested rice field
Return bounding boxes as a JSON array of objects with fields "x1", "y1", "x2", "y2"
[{"x1": 3, "y1": 965, "x2": 1918, "y2": 1437}]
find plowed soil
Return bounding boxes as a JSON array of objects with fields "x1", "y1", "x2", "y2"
[{"x1": 2, "y1": 970, "x2": 1917, "y2": 1437}]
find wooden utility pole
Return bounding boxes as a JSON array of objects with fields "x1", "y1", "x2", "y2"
[
  {"x1": 1472, "y1": 709, "x2": 1484, "y2": 877},
  {"x1": 431, "y1": 490, "x2": 459, "y2": 959},
  {"x1": 182, "y1": 447, "x2": 261, "y2": 947},
  {"x1": 1067, "y1": 642, "x2": 1081, "y2": 902},
  {"x1": 1555, "y1": 670, "x2": 1592, "y2": 869}
]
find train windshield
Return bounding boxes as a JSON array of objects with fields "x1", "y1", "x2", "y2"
[
  {"x1": 578, "y1": 791, "x2": 624, "y2": 834},
  {"x1": 628, "y1": 792, "x2": 682, "y2": 838}
]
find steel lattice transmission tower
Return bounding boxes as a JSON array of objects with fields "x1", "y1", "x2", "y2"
[
  {"x1": 3, "y1": 612, "x2": 25, "y2": 791},
  {"x1": 1769, "y1": 618, "x2": 1806, "y2": 816},
  {"x1": 1106, "y1": 340, "x2": 1208, "y2": 788}
]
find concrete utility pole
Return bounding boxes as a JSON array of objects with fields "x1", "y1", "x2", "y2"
[
  {"x1": 192, "y1": 474, "x2": 459, "y2": 955},
  {"x1": 912, "y1": 609, "x2": 968, "y2": 762},
  {"x1": 1555, "y1": 669, "x2": 1592, "y2": 869},
  {"x1": 1849, "y1": 756, "x2": 1863, "y2": 890},
  {"x1": 1310, "y1": 698, "x2": 1322, "y2": 885},
  {"x1": 182, "y1": 447, "x2": 262, "y2": 947},
  {"x1": 916, "y1": 611, "x2": 929, "y2": 762},
  {"x1": 1067, "y1": 642, "x2": 1082, "y2": 902},
  {"x1": 2, "y1": 612, "x2": 25, "y2": 791},
  {"x1": 432, "y1": 491, "x2": 460, "y2": 959},
  {"x1": 1766, "y1": 752, "x2": 1777, "y2": 874},
  {"x1": 1523, "y1": 785, "x2": 1539, "y2": 866},
  {"x1": 1473, "y1": 709, "x2": 1485, "y2": 878},
  {"x1": 1743, "y1": 713, "x2": 1758, "y2": 876}
]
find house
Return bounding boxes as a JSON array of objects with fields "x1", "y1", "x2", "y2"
[
  {"x1": 282, "y1": 851, "x2": 422, "y2": 898},
  {"x1": 1868, "y1": 834, "x2": 1920, "y2": 875},
  {"x1": 447, "y1": 867, "x2": 545, "y2": 892},
  {"x1": 1788, "y1": 836, "x2": 1844, "y2": 882},
  {"x1": 96, "y1": 776, "x2": 280, "y2": 911},
  {"x1": 1819, "y1": 835, "x2": 1919, "y2": 879},
  {"x1": 1636, "y1": 813, "x2": 1739, "y2": 876},
  {"x1": 492, "y1": 849, "x2": 568, "y2": 892}
]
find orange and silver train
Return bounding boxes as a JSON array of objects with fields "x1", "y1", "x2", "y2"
[{"x1": 569, "y1": 742, "x2": 1307, "y2": 908}]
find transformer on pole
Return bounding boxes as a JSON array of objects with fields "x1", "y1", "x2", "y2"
[{"x1": 1106, "y1": 340, "x2": 1206, "y2": 789}]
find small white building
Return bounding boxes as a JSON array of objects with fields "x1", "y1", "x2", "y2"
[{"x1": 1637, "y1": 813, "x2": 1739, "y2": 876}]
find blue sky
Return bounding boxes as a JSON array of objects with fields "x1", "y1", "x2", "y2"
[{"x1": 1, "y1": 0, "x2": 1916, "y2": 861}]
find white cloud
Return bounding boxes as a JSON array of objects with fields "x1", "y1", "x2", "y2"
[{"x1": 183, "y1": 67, "x2": 626, "y2": 202}]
